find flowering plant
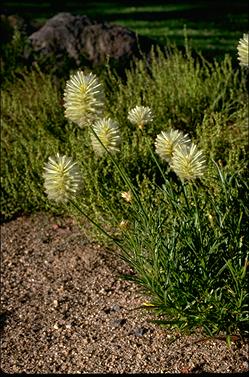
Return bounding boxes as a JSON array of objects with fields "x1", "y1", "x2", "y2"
[
  {"x1": 237, "y1": 33, "x2": 249, "y2": 68},
  {"x1": 63, "y1": 71, "x2": 105, "y2": 127},
  {"x1": 41, "y1": 37, "x2": 248, "y2": 340}
]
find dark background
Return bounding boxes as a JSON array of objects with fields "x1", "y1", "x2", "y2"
[{"x1": 1, "y1": 1, "x2": 248, "y2": 60}]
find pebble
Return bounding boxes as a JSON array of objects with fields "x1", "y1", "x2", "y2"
[
  {"x1": 111, "y1": 318, "x2": 127, "y2": 327},
  {"x1": 132, "y1": 327, "x2": 148, "y2": 336}
]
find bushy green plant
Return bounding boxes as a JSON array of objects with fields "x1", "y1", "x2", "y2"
[
  {"x1": 1, "y1": 43, "x2": 248, "y2": 227},
  {"x1": 118, "y1": 163, "x2": 248, "y2": 338},
  {"x1": 105, "y1": 45, "x2": 247, "y2": 137},
  {"x1": 0, "y1": 24, "x2": 31, "y2": 84},
  {"x1": 1, "y1": 67, "x2": 66, "y2": 221}
]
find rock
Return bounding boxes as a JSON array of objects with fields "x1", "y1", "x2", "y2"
[
  {"x1": 29, "y1": 13, "x2": 92, "y2": 65},
  {"x1": 28, "y1": 12, "x2": 155, "y2": 70},
  {"x1": 131, "y1": 326, "x2": 149, "y2": 336},
  {"x1": 111, "y1": 318, "x2": 127, "y2": 328}
]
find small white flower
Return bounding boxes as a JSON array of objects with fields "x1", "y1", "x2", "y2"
[
  {"x1": 170, "y1": 143, "x2": 206, "y2": 181},
  {"x1": 119, "y1": 220, "x2": 130, "y2": 230},
  {"x1": 237, "y1": 33, "x2": 249, "y2": 67},
  {"x1": 155, "y1": 129, "x2": 191, "y2": 162},
  {"x1": 91, "y1": 118, "x2": 121, "y2": 156},
  {"x1": 43, "y1": 153, "x2": 82, "y2": 203},
  {"x1": 63, "y1": 70, "x2": 105, "y2": 127},
  {"x1": 121, "y1": 191, "x2": 132, "y2": 203},
  {"x1": 127, "y1": 106, "x2": 153, "y2": 129}
]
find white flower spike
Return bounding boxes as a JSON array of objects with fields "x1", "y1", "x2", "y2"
[
  {"x1": 91, "y1": 118, "x2": 121, "y2": 156},
  {"x1": 128, "y1": 106, "x2": 153, "y2": 129},
  {"x1": 43, "y1": 153, "x2": 82, "y2": 203},
  {"x1": 63, "y1": 71, "x2": 105, "y2": 127},
  {"x1": 155, "y1": 129, "x2": 191, "y2": 162},
  {"x1": 170, "y1": 143, "x2": 206, "y2": 181},
  {"x1": 237, "y1": 33, "x2": 249, "y2": 68}
]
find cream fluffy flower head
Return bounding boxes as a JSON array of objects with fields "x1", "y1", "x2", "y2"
[
  {"x1": 43, "y1": 153, "x2": 82, "y2": 203},
  {"x1": 91, "y1": 118, "x2": 121, "y2": 156},
  {"x1": 121, "y1": 190, "x2": 132, "y2": 203},
  {"x1": 63, "y1": 71, "x2": 105, "y2": 127},
  {"x1": 155, "y1": 129, "x2": 191, "y2": 162},
  {"x1": 127, "y1": 106, "x2": 153, "y2": 129},
  {"x1": 170, "y1": 143, "x2": 206, "y2": 181},
  {"x1": 119, "y1": 219, "x2": 130, "y2": 230},
  {"x1": 237, "y1": 33, "x2": 249, "y2": 67}
]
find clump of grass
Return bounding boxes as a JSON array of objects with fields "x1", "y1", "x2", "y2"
[
  {"x1": 43, "y1": 107, "x2": 249, "y2": 338},
  {"x1": 0, "y1": 26, "x2": 29, "y2": 84},
  {"x1": 40, "y1": 41, "x2": 248, "y2": 338},
  {"x1": 118, "y1": 161, "x2": 248, "y2": 338}
]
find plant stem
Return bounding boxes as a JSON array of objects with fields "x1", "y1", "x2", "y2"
[
  {"x1": 69, "y1": 198, "x2": 124, "y2": 251},
  {"x1": 90, "y1": 127, "x2": 149, "y2": 221}
]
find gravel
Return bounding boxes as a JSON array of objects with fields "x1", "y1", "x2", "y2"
[{"x1": 1, "y1": 212, "x2": 248, "y2": 373}]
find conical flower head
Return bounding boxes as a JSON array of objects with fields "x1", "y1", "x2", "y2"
[
  {"x1": 170, "y1": 143, "x2": 206, "y2": 181},
  {"x1": 91, "y1": 118, "x2": 121, "y2": 156},
  {"x1": 121, "y1": 190, "x2": 132, "y2": 203},
  {"x1": 127, "y1": 106, "x2": 153, "y2": 129},
  {"x1": 43, "y1": 153, "x2": 82, "y2": 203},
  {"x1": 237, "y1": 33, "x2": 249, "y2": 67},
  {"x1": 155, "y1": 129, "x2": 191, "y2": 162},
  {"x1": 63, "y1": 71, "x2": 105, "y2": 127}
]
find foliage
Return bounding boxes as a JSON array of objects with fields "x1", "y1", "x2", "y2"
[
  {"x1": 1, "y1": 67, "x2": 66, "y2": 221},
  {"x1": 0, "y1": 27, "x2": 30, "y2": 84},
  {"x1": 1, "y1": 46, "x2": 248, "y2": 223},
  {"x1": 118, "y1": 163, "x2": 249, "y2": 337},
  {"x1": 1, "y1": 37, "x2": 248, "y2": 338}
]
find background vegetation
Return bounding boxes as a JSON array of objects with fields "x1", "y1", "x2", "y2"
[
  {"x1": 1, "y1": 47, "x2": 248, "y2": 224},
  {"x1": 1, "y1": 0, "x2": 248, "y2": 60}
]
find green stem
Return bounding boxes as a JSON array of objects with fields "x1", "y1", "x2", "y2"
[
  {"x1": 90, "y1": 127, "x2": 149, "y2": 221},
  {"x1": 189, "y1": 183, "x2": 207, "y2": 274},
  {"x1": 182, "y1": 182, "x2": 190, "y2": 212},
  {"x1": 190, "y1": 184, "x2": 202, "y2": 240},
  {"x1": 145, "y1": 134, "x2": 169, "y2": 184},
  {"x1": 69, "y1": 199, "x2": 124, "y2": 251},
  {"x1": 145, "y1": 135, "x2": 181, "y2": 215}
]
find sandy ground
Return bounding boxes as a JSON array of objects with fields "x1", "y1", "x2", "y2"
[{"x1": 1, "y1": 212, "x2": 248, "y2": 373}]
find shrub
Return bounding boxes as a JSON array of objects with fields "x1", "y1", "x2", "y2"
[
  {"x1": 1, "y1": 45, "x2": 247, "y2": 226},
  {"x1": 1, "y1": 67, "x2": 66, "y2": 221}
]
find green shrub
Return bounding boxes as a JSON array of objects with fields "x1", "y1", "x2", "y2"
[
  {"x1": 1, "y1": 67, "x2": 66, "y2": 221},
  {"x1": 105, "y1": 46, "x2": 247, "y2": 137},
  {"x1": 1, "y1": 46, "x2": 247, "y2": 225}
]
